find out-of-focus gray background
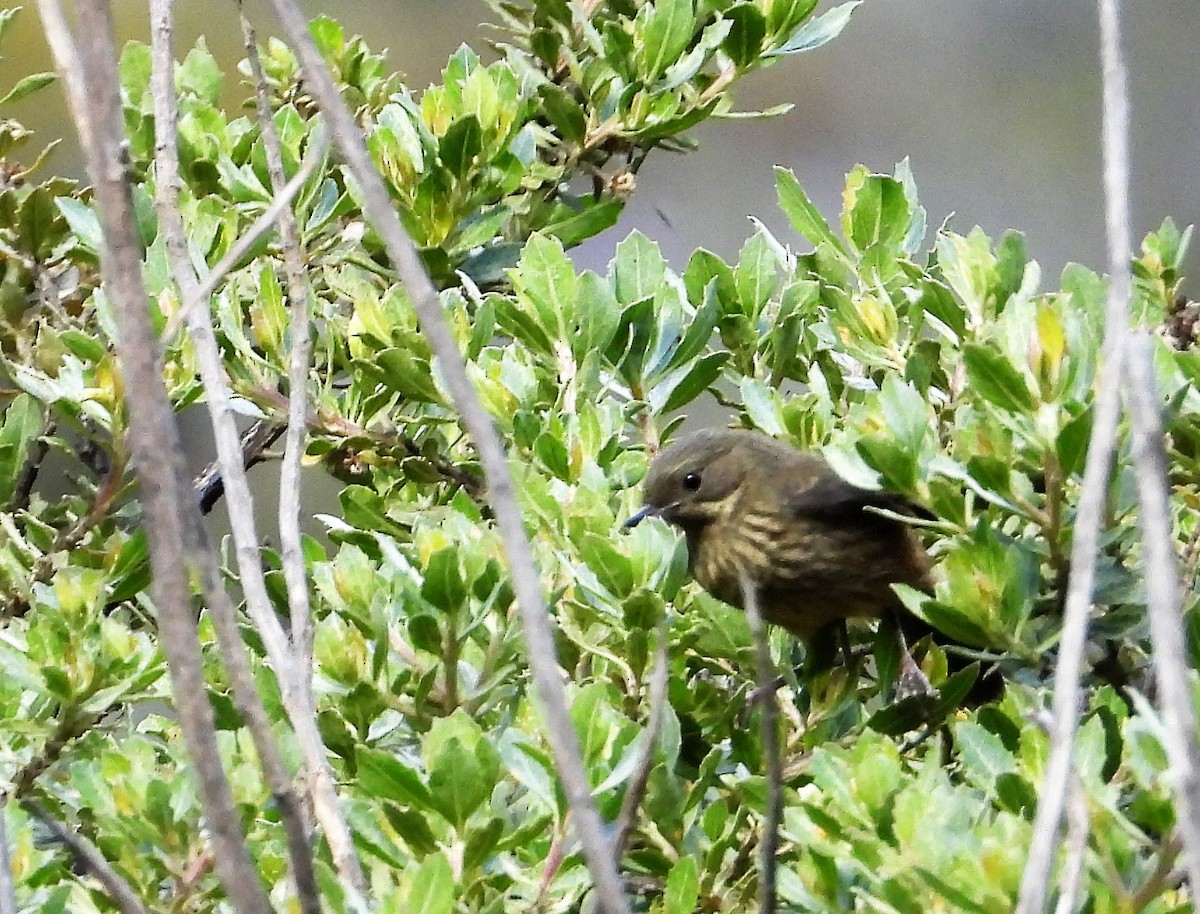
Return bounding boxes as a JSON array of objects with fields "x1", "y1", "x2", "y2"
[{"x1": 3, "y1": 0, "x2": 1196, "y2": 282}]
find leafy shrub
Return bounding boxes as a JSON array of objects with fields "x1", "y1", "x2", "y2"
[{"x1": 0, "y1": 2, "x2": 1195, "y2": 912}]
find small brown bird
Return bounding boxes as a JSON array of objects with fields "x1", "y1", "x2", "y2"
[{"x1": 625, "y1": 429, "x2": 933, "y2": 640}]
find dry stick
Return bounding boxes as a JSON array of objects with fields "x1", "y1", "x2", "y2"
[
  {"x1": 1016, "y1": 0, "x2": 1145, "y2": 907},
  {"x1": 0, "y1": 802, "x2": 16, "y2": 914},
  {"x1": 146, "y1": 4, "x2": 322, "y2": 913},
  {"x1": 739, "y1": 570, "x2": 780, "y2": 914},
  {"x1": 1015, "y1": 347, "x2": 1124, "y2": 914},
  {"x1": 194, "y1": 419, "x2": 286, "y2": 515},
  {"x1": 1052, "y1": 778, "x2": 1089, "y2": 914},
  {"x1": 1127, "y1": 333, "x2": 1200, "y2": 893},
  {"x1": 1103, "y1": 0, "x2": 1200, "y2": 893},
  {"x1": 258, "y1": 3, "x2": 631, "y2": 911},
  {"x1": 35, "y1": 2, "x2": 273, "y2": 912},
  {"x1": 23, "y1": 802, "x2": 149, "y2": 914},
  {"x1": 147, "y1": 0, "x2": 364, "y2": 895},
  {"x1": 238, "y1": 6, "x2": 318, "y2": 696},
  {"x1": 611, "y1": 627, "x2": 670, "y2": 862}
]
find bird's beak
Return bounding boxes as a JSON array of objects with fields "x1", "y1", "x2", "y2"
[{"x1": 623, "y1": 505, "x2": 658, "y2": 529}]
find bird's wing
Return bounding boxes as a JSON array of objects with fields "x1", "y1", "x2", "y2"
[{"x1": 784, "y1": 471, "x2": 931, "y2": 523}]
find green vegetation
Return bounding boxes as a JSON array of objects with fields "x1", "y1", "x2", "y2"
[{"x1": 0, "y1": 1, "x2": 1195, "y2": 911}]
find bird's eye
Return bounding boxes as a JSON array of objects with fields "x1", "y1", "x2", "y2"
[{"x1": 682, "y1": 472, "x2": 702, "y2": 491}]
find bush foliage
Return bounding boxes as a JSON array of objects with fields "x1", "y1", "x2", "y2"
[{"x1": 0, "y1": 1, "x2": 1196, "y2": 912}]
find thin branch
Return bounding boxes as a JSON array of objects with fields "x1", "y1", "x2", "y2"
[
  {"x1": 739, "y1": 570, "x2": 780, "y2": 914},
  {"x1": 194, "y1": 419, "x2": 286, "y2": 515},
  {"x1": 258, "y1": 3, "x2": 631, "y2": 911},
  {"x1": 611, "y1": 626, "x2": 670, "y2": 862},
  {"x1": 23, "y1": 802, "x2": 148, "y2": 914},
  {"x1": 0, "y1": 802, "x2": 17, "y2": 914},
  {"x1": 1052, "y1": 778, "x2": 1089, "y2": 914},
  {"x1": 36, "y1": 3, "x2": 273, "y2": 912},
  {"x1": 1129, "y1": 831, "x2": 1183, "y2": 910},
  {"x1": 1098, "y1": 0, "x2": 1200, "y2": 894},
  {"x1": 147, "y1": 0, "x2": 362, "y2": 895},
  {"x1": 1015, "y1": 0, "x2": 1144, "y2": 904},
  {"x1": 251, "y1": 385, "x2": 484, "y2": 497},
  {"x1": 238, "y1": 4, "x2": 319, "y2": 705},
  {"x1": 1127, "y1": 332, "x2": 1200, "y2": 893},
  {"x1": 1015, "y1": 346, "x2": 1124, "y2": 914}
]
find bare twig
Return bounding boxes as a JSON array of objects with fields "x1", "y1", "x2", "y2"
[
  {"x1": 739, "y1": 570, "x2": 780, "y2": 914},
  {"x1": 36, "y1": 2, "x2": 273, "y2": 911},
  {"x1": 258, "y1": 3, "x2": 630, "y2": 910},
  {"x1": 194, "y1": 419, "x2": 286, "y2": 515},
  {"x1": 1052, "y1": 778, "x2": 1089, "y2": 914},
  {"x1": 1127, "y1": 332, "x2": 1200, "y2": 893},
  {"x1": 1016, "y1": 0, "x2": 1144, "y2": 907},
  {"x1": 238, "y1": 5, "x2": 319, "y2": 701},
  {"x1": 1099, "y1": 0, "x2": 1200, "y2": 894},
  {"x1": 612, "y1": 626, "x2": 670, "y2": 862},
  {"x1": 0, "y1": 801, "x2": 17, "y2": 914},
  {"x1": 1129, "y1": 831, "x2": 1183, "y2": 910},
  {"x1": 1016, "y1": 346, "x2": 1124, "y2": 914},
  {"x1": 251, "y1": 385, "x2": 484, "y2": 496},
  {"x1": 23, "y1": 802, "x2": 149, "y2": 914},
  {"x1": 147, "y1": 0, "x2": 362, "y2": 896}
]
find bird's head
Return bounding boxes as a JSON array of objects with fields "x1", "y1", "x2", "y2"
[{"x1": 624, "y1": 429, "x2": 755, "y2": 531}]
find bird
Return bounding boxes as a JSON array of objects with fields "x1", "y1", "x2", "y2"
[{"x1": 625, "y1": 428, "x2": 934, "y2": 641}]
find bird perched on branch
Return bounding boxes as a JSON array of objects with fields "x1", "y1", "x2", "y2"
[{"x1": 625, "y1": 428, "x2": 934, "y2": 639}]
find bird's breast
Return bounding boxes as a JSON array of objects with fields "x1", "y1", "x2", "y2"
[{"x1": 685, "y1": 507, "x2": 931, "y2": 640}]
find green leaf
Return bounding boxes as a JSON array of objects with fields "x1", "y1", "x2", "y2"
[
  {"x1": 373, "y1": 348, "x2": 445, "y2": 404},
  {"x1": 513, "y1": 232, "x2": 578, "y2": 338},
  {"x1": 407, "y1": 852, "x2": 454, "y2": 914},
  {"x1": 774, "y1": 166, "x2": 846, "y2": 256},
  {"x1": 740, "y1": 376, "x2": 785, "y2": 435},
  {"x1": 576, "y1": 270, "x2": 622, "y2": 356},
  {"x1": 613, "y1": 231, "x2": 667, "y2": 305},
  {"x1": 721, "y1": 4, "x2": 767, "y2": 67},
  {"x1": 539, "y1": 84, "x2": 587, "y2": 143},
  {"x1": 440, "y1": 115, "x2": 482, "y2": 178},
  {"x1": 543, "y1": 198, "x2": 624, "y2": 248},
  {"x1": 955, "y1": 720, "x2": 1016, "y2": 792},
  {"x1": 382, "y1": 803, "x2": 439, "y2": 856},
  {"x1": 878, "y1": 376, "x2": 931, "y2": 455},
  {"x1": 0, "y1": 72, "x2": 55, "y2": 106},
  {"x1": 651, "y1": 351, "x2": 730, "y2": 413},
  {"x1": 177, "y1": 41, "x2": 222, "y2": 104},
  {"x1": 462, "y1": 815, "x2": 505, "y2": 871},
  {"x1": 52, "y1": 197, "x2": 100, "y2": 256},
  {"x1": 963, "y1": 342, "x2": 1036, "y2": 413},
  {"x1": 636, "y1": 0, "x2": 696, "y2": 82},
  {"x1": 841, "y1": 166, "x2": 910, "y2": 254},
  {"x1": 0, "y1": 394, "x2": 42, "y2": 504},
  {"x1": 664, "y1": 855, "x2": 701, "y2": 914},
  {"x1": 356, "y1": 748, "x2": 434, "y2": 808},
  {"x1": 766, "y1": 0, "x2": 860, "y2": 56},
  {"x1": 664, "y1": 280, "x2": 720, "y2": 373},
  {"x1": 734, "y1": 230, "x2": 782, "y2": 316},
  {"x1": 422, "y1": 548, "x2": 466, "y2": 614},
  {"x1": 768, "y1": 0, "x2": 819, "y2": 35}
]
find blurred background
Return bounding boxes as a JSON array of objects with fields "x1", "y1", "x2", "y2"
[{"x1": 2, "y1": 0, "x2": 1195, "y2": 282}]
